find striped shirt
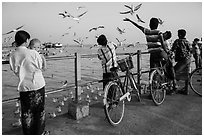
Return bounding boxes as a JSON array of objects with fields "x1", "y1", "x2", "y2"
[
  {"x1": 98, "y1": 42, "x2": 118, "y2": 73},
  {"x1": 143, "y1": 28, "x2": 162, "y2": 49},
  {"x1": 9, "y1": 46, "x2": 45, "y2": 92}
]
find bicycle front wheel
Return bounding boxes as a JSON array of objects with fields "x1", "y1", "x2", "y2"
[
  {"x1": 149, "y1": 69, "x2": 166, "y2": 106},
  {"x1": 103, "y1": 81, "x2": 125, "y2": 126},
  {"x1": 189, "y1": 67, "x2": 202, "y2": 96}
]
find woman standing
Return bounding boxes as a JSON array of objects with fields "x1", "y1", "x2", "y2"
[{"x1": 9, "y1": 30, "x2": 48, "y2": 135}]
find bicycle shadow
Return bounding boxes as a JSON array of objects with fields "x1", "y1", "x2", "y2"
[{"x1": 125, "y1": 94, "x2": 155, "y2": 107}]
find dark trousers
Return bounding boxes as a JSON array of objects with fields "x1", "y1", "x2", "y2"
[
  {"x1": 193, "y1": 54, "x2": 201, "y2": 69},
  {"x1": 20, "y1": 87, "x2": 45, "y2": 135},
  {"x1": 103, "y1": 71, "x2": 118, "y2": 90}
]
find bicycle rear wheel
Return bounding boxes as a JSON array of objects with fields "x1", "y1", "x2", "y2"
[
  {"x1": 103, "y1": 81, "x2": 125, "y2": 126},
  {"x1": 149, "y1": 69, "x2": 166, "y2": 106},
  {"x1": 189, "y1": 67, "x2": 202, "y2": 96}
]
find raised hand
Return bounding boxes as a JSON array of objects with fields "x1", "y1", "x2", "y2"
[{"x1": 123, "y1": 18, "x2": 131, "y2": 22}]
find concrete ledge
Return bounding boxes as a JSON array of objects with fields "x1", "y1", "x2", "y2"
[{"x1": 68, "y1": 101, "x2": 89, "y2": 120}]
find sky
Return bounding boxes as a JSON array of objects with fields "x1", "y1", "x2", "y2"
[{"x1": 1, "y1": 1, "x2": 203, "y2": 46}]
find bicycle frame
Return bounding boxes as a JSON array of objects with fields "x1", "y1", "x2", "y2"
[{"x1": 119, "y1": 69, "x2": 139, "y2": 101}]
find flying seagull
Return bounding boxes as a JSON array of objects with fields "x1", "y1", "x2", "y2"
[
  {"x1": 158, "y1": 18, "x2": 164, "y2": 25},
  {"x1": 67, "y1": 26, "x2": 72, "y2": 30},
  {"x1": 116, "y1": 38, "x2": 126, "y2": 46},
  {"x1": 62, "y1": 32, "x2": 69, "y2": 37},
  {"x1": 90, "y1": 44, "x2": 98, "y2": 49},
  {"x1": 3, "y1": 25, "x2": 24, "y2": 35},
  {"x1": 136, "y1": 14, "x2": 145, "y2": 23},
  {"x1": 73, "y1": 39, "x2": 84, "y2": 47},
  {"x1": 77, "y1": 6, "x2": 86, "y2": 10},
  {"x1": 68, "y1": 11, "x2": 88, "y2": 22},
  {"x1": 89, "y1": 25, "x2": 105, "y2": 32},
  {"x1": 120, "y1": 3, "x2": 142, "y2": 15},
  {"x1": 59, "y1": 11, "x2": 69, "y2": 18},
  {"x1": 117, "y1": 27, "x2": 125, "y2": 34}
]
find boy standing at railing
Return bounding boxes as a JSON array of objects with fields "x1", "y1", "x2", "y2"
[
  {"x1": 123, "y1": 17, "x2": 178, "y2": 95},
  {"x1": 97, "y1": 34, "x2": 118, "y2": 89}
]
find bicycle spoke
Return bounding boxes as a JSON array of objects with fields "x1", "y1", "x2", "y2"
[
  {"x1": 104, "y1": 81, "x2": 125, "y2": 126},
  {"x1": 150, "y1": 70, "x2": 166, "y2": 105},
  {"x1": 190, "y1": 68, "x2": 202, "y2": 96}
]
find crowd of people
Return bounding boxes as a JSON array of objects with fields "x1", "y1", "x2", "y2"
[
  {"x1": 97, "y1": 17, "x2": 202, "y2": 96},
  {"x1": 9, "y1": 17, "x2": 201, "y2": 134}
]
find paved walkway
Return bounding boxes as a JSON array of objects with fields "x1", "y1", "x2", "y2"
[{"x1": 3, "y1": 89, "x2": 202, "y2": 135}]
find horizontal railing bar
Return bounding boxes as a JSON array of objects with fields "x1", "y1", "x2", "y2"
[{"x1": 2, "y1": 52, "x2": 139, "y2": 64}]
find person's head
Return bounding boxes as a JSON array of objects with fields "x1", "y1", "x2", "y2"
[
  {"x1": 163, "y1": 31, "x2": 172, "y2": 40},
  {"x1": 149, "y1": 18, "x2": 159, "y2": 30},
  {"x1": 15, "y1": 30, "x2": 30, "y2": 47},
  {"x1": 178, "y1": 29, "x2": 186, "y2": 39},
  {"x1": 28, "y1": 38, "x2": 41, "y2": 51},
  {"x1": 193, "y1": 38, "x2": 200, "y2": 43},
  {"x1": 97, "y1": 34, "x2": 107, "y2": 46}
]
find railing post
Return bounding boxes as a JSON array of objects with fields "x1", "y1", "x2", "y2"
[
  {"x1": 74, "y1": 52, "x2": 81, "y2": 104},
  {"x1": 137, "y1": 50, "x2": 141, "y2": 94},
  {"x1": 68, "y1": 52, "x2": 89, "y2": 120}
]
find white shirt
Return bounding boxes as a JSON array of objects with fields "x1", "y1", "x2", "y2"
[
  {"x1": 9, "y1": 46, "x2": 45, "y2": 92},
  {"x1": 98, "y1": 42, "x2": 118, "y2": 73}
]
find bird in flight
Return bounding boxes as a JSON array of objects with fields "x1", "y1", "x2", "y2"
[
  {"x1": 116, "y1": 38, "x2": 126, "y2": 46},
  {"x1": 120, "y1": 3, "x2": 142, "y2": 15},
  {"x1": 136, "y1": 14, "x2": 145, "y2": 23},
  {"x1": 59, "y1": 11, "x2": 69, "y2": 18},
  {"x1": 117, "y1": 27, "x2": 125, "y2": 34},
  {"x1": 73, "y1": 39, "x2": 84, "y2": 47},
  {"x1": 77, "y1": 6, "x2": 85, "y2": 10},
  {"x1": 90, "y1": 44, "x2": 98, "y2": 49},
  {"x1": 3, "y1": 25, "x2": 24, "y2": 35},
  {"x1": 67, "y1": 26, "x2": 72, "y2": 30},
  {"x1": 68, "y1": 11, "x2": 88, "y2": 22},
  {"x1": 158, "y1": 18, "x2": 164, "y2": 25},
  {"x1": 89, "y1": 25, "x2": 105, "y2": 32},
  {"x1": 61, "y1": 32, "x2": 69, "y2": 37}
]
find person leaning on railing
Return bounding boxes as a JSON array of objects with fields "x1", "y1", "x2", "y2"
[
  {"x1": 123, "y1": 17, "x2": 178, "y2": 95},
  {"x1": 97, "y1": 34, "x2": 118, "y2": 90}
]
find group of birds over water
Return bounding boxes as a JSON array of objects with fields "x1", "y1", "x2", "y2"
[{"x1": 3, "y1": 3, "x2": 164, "y2": 49}]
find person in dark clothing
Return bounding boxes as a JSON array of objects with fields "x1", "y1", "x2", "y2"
[{"x1": 171, "y1": 29, "x2": 191, "y2": 95}]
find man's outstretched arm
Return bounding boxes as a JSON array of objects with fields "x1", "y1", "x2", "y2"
[{"x1": 123, "y1": 18, "x2": 145, "y2": 33}]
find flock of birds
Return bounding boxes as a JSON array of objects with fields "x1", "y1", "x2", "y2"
[{"x1": 2, "y1": 3, "x2": 164, "y2": 49}]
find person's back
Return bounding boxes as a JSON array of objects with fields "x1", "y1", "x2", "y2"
[
  {"x1": 97, "y1": 37, "x2": 118, "y2": 73},
  {"x1": 171, "y1": 29, "x2": 191, "y2": 95},
  {"x1": 172, "y1": 32, "x2": 191, "y2": 63},
  {"x1": 97, "y1": 34, "x2": 118, "y2": 89},
  {"x1": 9, "y1": 30, "x2": 47, "y2": 135},
  {"x1": 10, "y1": 44, "x2": 45, "y2": 91},
  {"x1": 123, "y1": 17, "x2": 168, "y2": 68}
]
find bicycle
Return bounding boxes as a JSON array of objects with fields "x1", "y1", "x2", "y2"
[
  {"x1": 149, "y1": 58, "x2": 173, "y2": 106},
  {"x1": 189, "y1": 67, "x2": 202, "y2": 96},
  {"x1": 103, "y1": 52, "x2": 164, "y2": 126},
  {"x1": 149, "y1": 52, "x2": 202, "y2": 104}
]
